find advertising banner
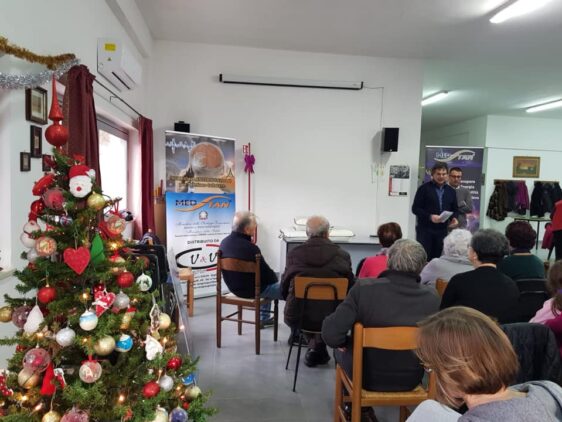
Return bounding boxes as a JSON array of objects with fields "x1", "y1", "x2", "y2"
[
  {"x1": 425, "y1": 146, "x2": 484, "y2": 231},
  {"x1": 166, "y1": 192, "x2": 236, "y2": 297},
  {"x1": 165, "y1": 131, "x2": 235, "y2": 194}
]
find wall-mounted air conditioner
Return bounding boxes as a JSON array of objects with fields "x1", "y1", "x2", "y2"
[{"x1": 97, "y1": 38, "x2": 142, "y2": 91}]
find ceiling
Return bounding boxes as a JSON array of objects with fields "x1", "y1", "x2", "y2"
[{"x1": 135, "y1": 0, "x2": 562, "y2": 130}]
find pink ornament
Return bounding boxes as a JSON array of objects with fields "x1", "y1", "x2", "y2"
[
  {"x1": 106, "y1": 214, "x2": 126, "y2": 236},
  {"x1": 22, "y1": 347, "x2": 51, "y2": 372},
  {"x1": 11, "y1": 305, "x2": 32, "y2": 329},
  {"x1": 43, "y1": 188, "x2": 65, "y2": 210},
  {"x1": 35, "y1": 236, "x2": 57, "y2": 257},
  {"x1": 79, "y1": 360, "x2": 102, "y2": 383},
  {"x1": 61, "y1": 407, "x2": 89, "y2": 422}
]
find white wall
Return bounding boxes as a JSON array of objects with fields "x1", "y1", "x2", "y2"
[
  {"x1": 148, "y1": 42, "x2": 423, "y2": 271},
  {"x1": 0, "y1": 0, "x2": 151, "y2": 268}
]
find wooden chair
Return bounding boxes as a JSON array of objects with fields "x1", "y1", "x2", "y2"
[
  {"x1": 285, "y1": 276, "x2": 349, "y2": 392},
  {"x1": 334, "y1": 323, "x2": 436, "y2": 422},
  {"x1": 178, "y1": 268, "x2": 195, "y2": 317},
  {"x1": 435, "y1": 278, "x2": 449, "y2": 297},
  {"x1": 216, "y1": 251, "x2": 278, "y2": 355}
]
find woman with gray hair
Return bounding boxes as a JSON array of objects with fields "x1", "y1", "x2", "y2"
[
  {"x1": 440, "y1": 229, "x2": 520, "y2": 323},
  {"x1": 420, "y1": 229, "x2": 473, "y2": 287}
]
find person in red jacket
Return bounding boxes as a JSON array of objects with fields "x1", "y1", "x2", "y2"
[{"x1": 552, "y1": 200, "x2": 562, "y2": 260}]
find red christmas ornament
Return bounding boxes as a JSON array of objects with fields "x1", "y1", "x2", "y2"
[
  {"x1": 38, "y1": 285, "x2": 57, "y2": 304},
  {"x1": 93, "y1": 283, "x2": 106, "y2": 295},
  {"x1": 40, "y1": 362, "x2": 56, "y2": 395},
  {"x1": 142, "y1": 380, "x2": 160, "y2": 398},
  {"x1": 116, "y1": 271, "x2": 134, "y2": 288},
  {"x1": 182, "y1": 402, "x2": 190, "y2": 410},
  {"x1": 166, "y1": 355, "x2": 183, "y2": 371},
  {"x1": 45, "y1": 76, "x2": 68, "y2": 148},
  {"x1": 63, "y1": 247, "x2": 91, "y2": 275},
  {"x1": 43, "y1": 188, "x2": 65, "y2": 210},
  {"x1": 29, "y1": 199, "x2": 45, "y2": 221},
  {"x1": 15, "y1": 344, "x2": 28, "y2": 353},
  {"x1": 32, "y1": 174, "x2": 55, "y2": 196}
]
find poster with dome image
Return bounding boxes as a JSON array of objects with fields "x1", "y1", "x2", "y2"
[{"x1": 165, "y1": 131, "x2": 235, "y2": 193}]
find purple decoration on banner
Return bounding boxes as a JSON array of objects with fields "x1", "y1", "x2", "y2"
[{"x1": 244, "y1": 154, "x2": 255, "y2": 173}]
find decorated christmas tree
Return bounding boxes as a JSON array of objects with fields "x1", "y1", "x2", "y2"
[{"x1": 0, "y1": 78, "x2": 215, "y2": 421}]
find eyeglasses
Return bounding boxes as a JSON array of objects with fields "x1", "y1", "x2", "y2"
[{"x1": 421, "y1": 362, "x2": 433, "y2": 373}]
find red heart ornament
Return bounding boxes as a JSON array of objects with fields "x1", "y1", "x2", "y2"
[
  {"x1": 93, "y1": 290, "x2": 116, "y2": 317},
  {"x1": 63, "y1": 247, "x2": 91, "y2": 275}
]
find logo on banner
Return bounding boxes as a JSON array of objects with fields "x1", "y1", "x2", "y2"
[
  {"x1": 434, "y1": 149, "x2": 475, "y2": 162},
  {"x1": 176, "y1": 244, "x2": 219, "y2": 270},
  {"x1": 175, "y1": 195, "x2": 232, "y2": 212}
]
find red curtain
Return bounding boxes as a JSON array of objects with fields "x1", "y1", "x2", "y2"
[
  {"x1": 139, "y1": 116, "x2": 155, "y2": 233},
  {"x1": 63, "y1": 65, "x2": 101, "y2": 185}
]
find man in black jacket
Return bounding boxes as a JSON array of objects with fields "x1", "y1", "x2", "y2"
[
  {"x1": 322, "y1": 239, "x2": 439, "y2": 420},
  {"x1": 412, "y1": 162, "x2": 459, "y2": 260},
  {"x1": 219, "y1": 211, "x2": 280, "y2": 327},
  {"x1": 281, "y1": 215, "x2": 354, "y2": 367}
]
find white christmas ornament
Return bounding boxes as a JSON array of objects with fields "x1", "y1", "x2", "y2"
[
  {"x1": 151, "y1": 406, "x2": 168, "y2": 422},
  {"x1": 159, "y1": 313, "x2": 171, "y2": 330},
  {"x1": 114, "y1": 291, "x2": 130, "y2": 310},
  {"x1": 21, "y1": 221, "x2": 40, "y2": 248},
  {"x1": 55, "y1": 327, "x2": 76, "y2": 347},
  {"x1": 79, "y1": 309, "x2": 98, "y2": 331},
  {"x1": 20, "y1": 232, "x2": 36, "y2": 248},
  {"x1": 27, "y1": 248, "x2": 39, "y2": 263},
  {"x1": 23, "y1": 305, "x2": 44, "y2": 334},
  {"x1": 145, "y1": 334, "x2": 163, "y2": 361},
  {"x1": 158, "y1": 374, "x2": 174, "y2": 392},
  {"x1": 68, "y1": 165, "x2": 95, "y2": 198},
  {"x1": 136, "y1": 273, "x2": 152, "y2": 292}
]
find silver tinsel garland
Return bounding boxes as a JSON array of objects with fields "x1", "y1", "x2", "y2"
[{"x1": 0, "y1": 58, "x2": 80, "y2": 89}]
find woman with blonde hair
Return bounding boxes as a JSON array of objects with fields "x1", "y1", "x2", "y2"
[{"x1": 407, "y1": 307, "x2": 562, "y2": 421}]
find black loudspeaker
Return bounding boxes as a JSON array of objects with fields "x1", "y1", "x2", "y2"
[
  {"x1": 381, "y1": 127, "x2": 399, "y2": 152},
  {"x1": 174, "y1": 121, "x2": 191, "y2": 133}
]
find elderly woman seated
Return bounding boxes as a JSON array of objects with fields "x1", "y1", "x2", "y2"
[
  {"x1": 406, "y1": 307, "x2": 562, "y2": 422},
  {"x1": 358, "y1": 222, "x2": 402, "y2": 278},
  {"x1": 420, "y1": 229, "x2": 473, "y2": 287},
  {"x1": 440, "y1": 229, "x2": 520, "y2": 324},
  {"x1": 498, "y1": 220, "x2": 545, "y2": 280}
]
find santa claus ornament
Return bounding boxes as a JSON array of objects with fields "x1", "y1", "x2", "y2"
[{"x1": 68, "y1": 165, "x2": 95, "y2": 198}]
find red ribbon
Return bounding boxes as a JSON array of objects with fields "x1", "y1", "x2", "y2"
[{"x1": 244, "y1": 154, "x2": 255, "y2": 173}]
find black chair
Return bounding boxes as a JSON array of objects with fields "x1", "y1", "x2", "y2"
[
  {"x1": 516, "y1": 278, "x2": 549, "y2": 321},
  {"x1": 130, "y1": 244, "x2": 168, "y2": 283},
  {"x1": 285, "y1": 276, "x2": 348, "y2": 392}
]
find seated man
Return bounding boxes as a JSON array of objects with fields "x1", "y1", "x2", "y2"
[
  {"x1": 281, "y1": 215, "x2": 354, "y2": 367},
  {"x1": 441, "y1": 229, "x2": 520, "y2": 324},
  {"x1": 322, "y1": 239, "x2": 440, "y2": 421},
  {"x1": 219, "y1": 211, "x2": 281, "y2": 327}
]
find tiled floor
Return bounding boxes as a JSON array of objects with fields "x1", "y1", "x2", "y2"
[{"x1": 190, "y1": 297, "x2": 399, "y2": 422}]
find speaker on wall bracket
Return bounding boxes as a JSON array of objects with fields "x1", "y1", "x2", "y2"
[
  {"x1": 174, "y1": 121, "x2": 191, "y2": 133},
  {"x1": 381, "y1": 127, "x2": 399, "y2": 152}
]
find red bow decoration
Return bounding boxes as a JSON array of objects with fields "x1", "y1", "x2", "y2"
[
  {"x1": 40, "y1": 363, "x2": 66, "y2": 395},
  {"x1": 244, "y1": 154, "x2": 255, "y2": 173}
]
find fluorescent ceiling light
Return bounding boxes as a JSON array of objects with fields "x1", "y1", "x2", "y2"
[
  {"x1": 421, "y1": 91, "x2": 449, "y2": 106},
  {"x1": 490, "y1": 0, "x2": 551, "y2": 24},
  {"x1": 219, "y1": 74, "x2": 363, "y2": 90},
  {"x1": 526, "y1": 99, "x2": 562, "y2": 113}
]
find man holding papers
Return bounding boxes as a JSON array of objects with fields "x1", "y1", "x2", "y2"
[{"x1": 412, "y1": 163, "x2": 459, "y2": 260}]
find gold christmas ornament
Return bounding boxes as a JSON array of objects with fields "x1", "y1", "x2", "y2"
[
  {"x1": 158, "y1": 313, "x2": 171, "y2": 330},
  {"x1": 18, "y1": 368, "x2": 40, "y2": 389},
  {"x1": 86, "y1": 192, "x2": 106, "y2": 210},
  {"x1": 93, "y1": 335, "x2": 116, "y2": 356},
  {"x1": 79, "y1": 289, "x2": 91, "y2": 304},
  {"x1": 42, "y1": 410, "x2": 62, "y2": 422},
  {"x1": 120, "y1": 308, "x2": 135, "y2": 330},
  {"x1": 185, "y1": 384, "x2": 202, "y2": 400},
  {"x1": 0, "y1": 306, "x2": 13, "y2": 322}
]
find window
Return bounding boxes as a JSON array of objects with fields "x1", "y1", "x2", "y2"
[{"x1": 98, "y1": 117, "x2": 129, "y2": 207}]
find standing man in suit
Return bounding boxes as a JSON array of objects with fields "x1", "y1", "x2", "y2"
[
  {"x1": 412, "y1": 163, "x2": 459, "y2": 260},
  {"x1": 448, "y1": 167, "x2": 473, "y2": 229}
]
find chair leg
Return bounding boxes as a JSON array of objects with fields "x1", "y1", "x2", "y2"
[
  {"x1": 286, "y1": 341, "x2": 294, "y2": 370},
  {"x1": 273, "y1": 299, "x2": 279, "y2": 342},
  {"x1": 399, "y1": 406, "x2": 410, "y2": 422},
  {"x1": 216, "y1": 297, "x2": 221, "y2": 349},
  {"x1": 292, "y1": 333, "x2": 304, "y2": 392},
  {"x1": 237, "y1": 306, "x2": 243, "y2": 335},
  {"x1": 255, "y1": 305, "x2": 260, "y2": 355},
  {"x1": 334, "y1": 366, "x2": 343, "y2": 422},
  {"x1": 351, "y1": 398, "x2": 360, "y2": 422}
]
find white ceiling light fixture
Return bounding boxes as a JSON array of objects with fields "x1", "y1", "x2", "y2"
[
  {"x1": 421, "y1": 91, "x2": 449, "y2": 106},
  {"x1": 490, "y1": 0, "x2": 552, "y2": 24},
  {"x1": 526, "y1": 99, "x2": 562, "y2": 113},
  {"x1": 219, "y1": 74, "x2": 363, "y2": 90}
]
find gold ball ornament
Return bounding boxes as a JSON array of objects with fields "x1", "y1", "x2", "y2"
[
  {"x1": 0, "y1": 306, "x2": 13, "y2": 322},
  {"x1": 185, "y1": 384, "x2": 202, "y2": 400},
  {"x1": 86, "y1": 192, "x2": 106, "y2": 210},
  {"x1": 18, "y1": 368, "x2": 40, "y2": 389},
  {"x1": 158, "y1": 313, "x2": 171, "y2": 330},
  {"x1": 42, "y1": 410, "x2": 62, "y2": 422},
  {"x1": 93, "y1": 335, "x2": 116, "y2": 356}
]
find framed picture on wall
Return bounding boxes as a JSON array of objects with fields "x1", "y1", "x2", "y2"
[
  {"x1": 513, "y1": 156, "x2": 540, "y2": 178},
  {"x1": 25, "y1": 87, "x2": 48, "y2": 124},
  {"x1": 30, "y1": 125, "x2": 42, "y2": 158},
  {"x1": 20, "y1": 152, "x2": 31, "y2": 172}
]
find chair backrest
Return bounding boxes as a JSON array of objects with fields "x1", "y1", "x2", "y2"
[
  {"x1": 294, "y1": 276, "x2": 349, "y2": 332},
  {"x1": 352, "y1": 323, "x2": 435, "y2": 398},
  {"x1": 516, "y1": 278, "x2": 548, "y2": 294},
  {"x1": 216, "y1": 250, "x2": 261, "y2": 297},
  {"x1": 436, "y1": 278, "x2": 449, "y2": 297}
]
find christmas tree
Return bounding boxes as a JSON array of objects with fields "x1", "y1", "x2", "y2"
[{"x1": 0, "y1": 78, "x2": 215, "y2": 421}]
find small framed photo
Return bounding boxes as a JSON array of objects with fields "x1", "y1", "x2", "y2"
[
  {"x1": 25, "y1": 87, "x2": 48, "y2": 124},
  {"x1": 513, "y1": 156, "x2": 540, "y2": 178},
  {"x1": 20, "y1": 152, "x2": 31, "y2": 172},
  {"x1": 30, "y1": 125, "x2": 42, "y2": 158},
  {"x1": 42, "y1": 154, "x2": 53, "y2": 172}
]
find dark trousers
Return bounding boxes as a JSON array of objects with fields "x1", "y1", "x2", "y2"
[
  {"x1": 416, "y1": 227, "x2": 447, "y2": 261},
  {"x1": 554, "y1": 230, "x2": 562, "y2": 261}
]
